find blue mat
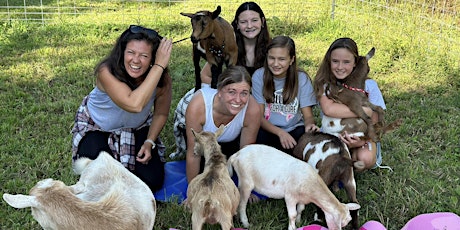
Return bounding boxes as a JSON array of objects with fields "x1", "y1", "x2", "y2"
[
  {"x1": 154, "y1": 160, "x2": 267, "y2": 203},
  {"x1": 154, "y1": 160, "x2": 188, "y2": 203}
]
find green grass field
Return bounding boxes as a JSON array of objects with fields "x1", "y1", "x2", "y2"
[{"x1": 1, "y1": 0, "x2": 459, "y2": 229}]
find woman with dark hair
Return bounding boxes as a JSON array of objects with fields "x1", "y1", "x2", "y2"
[
  {"x1": 231, "y1": 1, "x2": 271, "y2": 75},
  {"x1": 71, "y1": 25, "x2": 173, "y2": 192}
]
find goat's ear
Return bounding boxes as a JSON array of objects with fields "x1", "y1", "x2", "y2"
[
  {"x1": 180, "y1": 12, "x2": 193, "y2": 18},
  {"x1": 366, "y1": 47, "x2": 375, "y2": 60},
  {"x1": 3, "y1": 194, "x2": 40, "y2": 209},
  {"x1": 345, "y1": 202, "x2": 361, "y2": 211},
  {"x1": 215, "y1": 125, "x2": 225, "y2": 138},
  {"x1": 212, "y1": 6, "x2": 221, "y2": 19}
]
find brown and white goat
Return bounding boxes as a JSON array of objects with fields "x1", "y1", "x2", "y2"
[
  {"x1": 186, "y1": 125, "x2": 240, "y2": 230},
  {"x1": 181, "y1": 5, "x2": 238, "y2": 90},
  {"x1": 293, "y1": 131, "x2": 364, "y2": 229},
  {"x1": 228, "y1": 144, "x2": 360, "y2": 230},
  {"x1": 325, "y1": 48, "x2": 385, "y2": 141},
  {"x1": 3, "y1": 151, "x2": 156, "y2": 230}
]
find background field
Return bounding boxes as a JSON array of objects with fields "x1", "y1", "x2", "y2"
[{"x1": 0, "y1": 0, "x2": 459, "y2": 229}]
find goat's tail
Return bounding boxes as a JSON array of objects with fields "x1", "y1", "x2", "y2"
[
  {"x1": 374, "y1": 118, "x2": 403, "y2": 140},
  {"x1": 381, "y1": 118, "x2": 403, "y2": 134},
  {"x1": 202, "y1": 199, "x2": 218, "y2": 224},
  {"x1": 72, "y1": 157, "x2": 92, "y2": 175},
  {"x1": 353, "y1": 160, "x2": 365, "y2": 171},
  {"x1": 227, "y1": 155, "x2": 235, "y2": 177}
]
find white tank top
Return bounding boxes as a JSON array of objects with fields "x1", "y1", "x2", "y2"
[{"x1": 200, "y1": 87, "x2": 248, "y2": 142}]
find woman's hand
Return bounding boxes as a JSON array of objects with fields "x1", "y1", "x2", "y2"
[
  {"x1": 136, "y1": 144, "x2": 153, "y2": 164},
  {"x1": 154, "y1": 38, "x2": 173, "y2": 68},
  {"x1": 339, "y1": 131, "x2": 366, "y2": 148}
]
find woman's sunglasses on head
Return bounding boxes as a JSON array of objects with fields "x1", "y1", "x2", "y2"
[
  {"x1": 129, "y1": 25, "x2": 187, "y2": 44},
  {"x1": 129, "y1": 25, "x2": 162, "y2": 40}
]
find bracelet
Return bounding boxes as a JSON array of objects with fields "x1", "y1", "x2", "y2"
[
  {"x1": 153, "y1": 63, "x2": 165, "y2": 71},
  {"x1": 144, "y1": 139, "x2": 156, "y2": 149}
]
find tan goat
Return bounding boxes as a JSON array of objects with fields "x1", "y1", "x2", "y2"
[
  {"x1": 186, "y1": 125, "x2": 240, "y2": 230},
  {"x1": 3, "y1": 151, "x2": 156, "y2": 230}
]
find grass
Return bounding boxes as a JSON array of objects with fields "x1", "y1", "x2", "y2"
[{"x1": 1, "y1": 0, "x2": 459, "y2": 229}]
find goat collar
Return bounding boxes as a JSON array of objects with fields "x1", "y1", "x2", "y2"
[
  {"x1": 209, "y1": 42, "x2": 225, "y2": 57},
  {"x1": 341, "y1": 83, "x2": 369, "y2": 97}
]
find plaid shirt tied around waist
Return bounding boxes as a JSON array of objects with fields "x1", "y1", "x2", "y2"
[{"x1": 71, "y1": 96, "x2": 165, "y2": 171}]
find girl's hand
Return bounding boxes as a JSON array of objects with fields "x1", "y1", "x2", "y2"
[
  {"x1": 136, "y1": 144, "x2": 153, "y2": 164},
  {"x1": 339, "y1": 131, "x2": 366, "y2": 148},
  {"x1": 305, "y1": 124, "x2": 320, "y2": 133},
  {"x1": 278, "y1": 130, "x2": 296, "y2": 149}
]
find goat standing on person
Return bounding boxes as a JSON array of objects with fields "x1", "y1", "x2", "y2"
[
  {"x1": 181, "y1": 6, "x2": 238, "y2": 90},
  {"x1": 293, "y1": 131, "x2": 364, "y2": 230},
  {"x1": 228, "y1": 144, "x2": 360, "y2": 230},
  {"x1": 2, "y1": 151, "x2": 156, "y2": 230},
  {"x1": 186, "y1": 125, "x2": 240, "y2": 230}
]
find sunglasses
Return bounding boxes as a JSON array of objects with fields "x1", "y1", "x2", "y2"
[
  {"x1": 129, "y1": 25, "x2": 163, "y2": 40},
  {"x1": 129, "y1": 25, "x2": 188, "y2": 44}
]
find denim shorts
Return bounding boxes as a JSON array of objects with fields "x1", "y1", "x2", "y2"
[{"x1": 373, "y1": 142, "x2": 383, "y2": 169}]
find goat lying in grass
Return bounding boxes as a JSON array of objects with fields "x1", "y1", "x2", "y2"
[
  {"x1": 324, "y1": 48, "x2": 386, "y2": 142},
  {"x1": 228, "y1": 144, "x2": 360, "y2": 230},
  {"x1": 181, "y1": 5, "x2": 237, "y2": 90},
  {"x1": 293, "y1": 131, "x2": 364, "y2": 230},
  {"x1": 3, "y1": 151, "x2": 156, "y2": 230},
  {"x1": 186, "y1": 125, "x2": 240, "y2": 230}
]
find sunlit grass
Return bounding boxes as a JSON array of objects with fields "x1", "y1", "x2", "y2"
[{"x1": 1, "y1": 1, "x2": 459, "y2": 229}]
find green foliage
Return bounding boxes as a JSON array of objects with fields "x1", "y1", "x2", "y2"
[{"x1": 1, "y1": 1, "x2": 459, "y2": 230}]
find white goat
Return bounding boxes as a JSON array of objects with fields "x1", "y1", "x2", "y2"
[
  {"x1": 227, "y1": 144, "x2": 360, "y2": 230},
  {"x1": 186, "y1": 125, "x2": 240, "y2": 230},
  {"x1": 3, "y1": 151, "x2": 156, "y2": 230}
]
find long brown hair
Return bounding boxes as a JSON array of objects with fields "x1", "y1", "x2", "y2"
[
  {"x1": 94, "y1": 25, "x2": 170, "y2": 90},
  {"x1": 263, "y1": 36, "x2": 303, "y2": 104},
  {"x1": 231, "y1": 2, "x2": 271, "y2": 70},
  {"x1": 313, "y1": 37, "x2": 359, "y2": 100}
]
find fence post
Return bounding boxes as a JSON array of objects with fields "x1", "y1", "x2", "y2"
[{"x1": 331, "y1": 0, "x2": 336, "y2": 19}]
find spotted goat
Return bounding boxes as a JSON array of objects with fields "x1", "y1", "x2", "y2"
[
  {"x1": 323, "y1": 47, "x2": 401, "y2": 142},
  {"x1": 293, "y1": 131, "x2": 364, "y2": 229}
]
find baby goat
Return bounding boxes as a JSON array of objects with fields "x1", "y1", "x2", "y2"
[
  {"x1": 186, "y1": 125, "x2": 240, "y2": 230},
  {"x1": 325, "y1": 48, "x2": 384, "y2": 141},
  {"x1": 228, "y1": 144, "x2": 360, "y2": 230},
  {"x1": 3, "y1": 151, "x2": 156, "y2": 230},
  {"x1": 293, "y1": 131, "x2": 364, "y2": 229},
  {"x1": 181, "y1": 6, "x2": 238, "y2": 90}
]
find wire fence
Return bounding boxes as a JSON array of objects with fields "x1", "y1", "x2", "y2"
[{"x1": 1, "y1": 0, "x2": 459, "y2": 55}]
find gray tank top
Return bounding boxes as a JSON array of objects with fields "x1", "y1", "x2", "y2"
[{"x1": 87, "y1": 87, "x2": 155, "y2": 132}]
